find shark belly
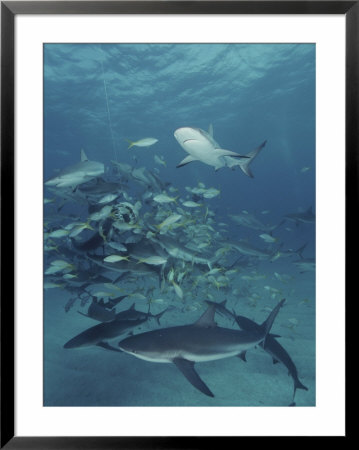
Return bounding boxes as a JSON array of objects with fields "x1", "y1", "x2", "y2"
[{"x1": 119, "y1": 326, "x2": 263, "y2": 363}]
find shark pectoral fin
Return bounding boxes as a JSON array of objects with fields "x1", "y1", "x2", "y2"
[
  {"x1": 173, "y1": 358, "x2": 214, "y2": 397},
  {"x1": 176, "y1": 155, "x2": 198, "y2": 168},
  {"x1": 237, "y1": 351, "x2": 247, "y2": 362},
  {"x1": 96, "y1": 342, "x2": 123, "y2": 353}
]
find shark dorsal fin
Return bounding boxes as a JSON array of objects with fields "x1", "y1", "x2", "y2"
[
  {"x1": 81, "y1": 149, "x2": 88, "y2": 162},
  {"x1": 194, "y1": 305, "x2": 217, "y2": 327},
  {"x1": 208, "y1": 124, "x2": 214, "y2": 137}
]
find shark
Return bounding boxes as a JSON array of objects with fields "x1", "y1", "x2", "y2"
[
  {"x1": 174, "y1": 127, "x2": 250, "y2": 171},
  {"x1": 229, "y1": 212, "x2": 284, "y2": 233},
  {"x1": 284, "y1": 207, "x2": 315, "y2": 225},
  {"x1": 230, "y1": 306, "x2": 308, "y2": 405},
  {"x1": 223, "y1": 239, "x2": 276, "y2": 260},
  {"x1": 153, "y1": 235, "x2": 217, "y2": 269},
  {"x1": 118, "y1": 299, "x2": 285, "y2": 397},
  {"x1": 77, "y1": 178, "x2": 121, "y2": 196},
  {"x1": 114, "y1": 303, "x2": 169, "y2": 326},
  {"x1": 45, "y1": 149, "x2": 105, "y2": 189},
  {"x1": 63, "y1": 314, "x2": 148, "y2": 352},
  {"x1": 293, "y1": 257, "x2": 315, "y2": 273},
  {"x1": 206, "y1": 300, "x2": 308, "y2": 405},
  {"x1": 86, "y1": 254, "x2": 162, "y2": 280}
]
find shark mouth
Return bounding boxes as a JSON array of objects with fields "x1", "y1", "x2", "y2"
[{"x1": 183, "y1": 139, "x2": 199, "y2": 144}]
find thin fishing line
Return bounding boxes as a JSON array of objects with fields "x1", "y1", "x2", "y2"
[{"x1": 100, "y1": 52, "x2": 118, "y2": 162}]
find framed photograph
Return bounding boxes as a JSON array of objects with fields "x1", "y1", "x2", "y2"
[{"x1": 1, "y1": 1, "x2": 352, "y2": 447}]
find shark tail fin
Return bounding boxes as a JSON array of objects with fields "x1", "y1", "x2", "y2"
[
  {"x1": 295, "y1": 378, "x2": 309, "y2": 392},
  {"x1": 154, "y1": 307, "x2": 169, "y2": 326},
  {"x1": 260, "y1": 298, "x2": 285, "y2": 343},
  {"x1": 238, "y1": 140, "x2": 267, "y2": 178},
  {"x1": 295, "y1": 243, "x2": 307, "y2": 259}
]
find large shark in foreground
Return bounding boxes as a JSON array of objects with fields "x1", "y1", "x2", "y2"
[
  {"x1": 118, "y1": 299, "x2": 285, "y2": 397},
  {"x1": 174, "y1": 126, "x2": 266, "y2": 175},
  {"x1": 45, "y1": 149, "x2": 105, "y2": 188}
]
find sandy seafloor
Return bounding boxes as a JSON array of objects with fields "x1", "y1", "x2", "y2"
[{"x1": 44, "y1": 259, "x2": 315, "y2": 408}]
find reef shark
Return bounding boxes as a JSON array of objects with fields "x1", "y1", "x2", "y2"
[
  {"x1": 153, "y1": 235, "x2": 218, "y2": 269},
  {"x1": 207, "y1": 299, "x2": 308, "y2": 405},
  {"x1": 229, "y1": 212, "x2": 284, "y2": 233},
  {"x1": 45, "y1": 149, "x2": 104, "y2": 189},
  {"x1": 174, "y1": 127, "x2": 250, "y2": 171},
  {"x1": 232, "y1": 307, "x2": 308, "y2": 405},
  {"x1": 223, "y1": 239, "x2": 277, "y2": 260},
  {"x1": 293, "y1": 257, "x2": 316, "y2": 273},
  {"x1": 86, "y1": 254, "x2": 162, "y2": 280},
  {"x1": 118, "y1": 299, "x2": 285, "y2": 397},
  {"x1": 284, "y1": 207, "x2": 315, "y2": 225},
  {"x1": 63, "y1": 314, "x2": 147, "y2": 352}
]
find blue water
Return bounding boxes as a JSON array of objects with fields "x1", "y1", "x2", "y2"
[{"x1": 44, "y1": 43, "x2": 315, "y2": 407}]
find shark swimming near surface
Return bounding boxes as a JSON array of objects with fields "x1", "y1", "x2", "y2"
[
  {"x1": 174, "y1": 127, "x2": 250, "y2": 171},
  {"x1": 174, "y1": 126, "x2": 266, "y2": 175},
  {"x1": 118, "y1": 299, "x2": 285, "y2": 397}
]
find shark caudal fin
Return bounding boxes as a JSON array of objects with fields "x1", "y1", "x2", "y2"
[
  {"x1": 294, "y1": 378, "x2": 309, "y2": 393},
  {"x1": 260, "y1": 298, "x2": 285, "y2": 342},
  {"x1": 239, "y1": 140, "x2": 267, "y2": 177},
  {"x1": 295, "y1": 242, "x2": 308, "y2": 258}
]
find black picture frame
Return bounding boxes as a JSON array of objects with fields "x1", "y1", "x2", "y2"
[{"x1": 1, "y1": 1, "x2": 353, "y2": 447}]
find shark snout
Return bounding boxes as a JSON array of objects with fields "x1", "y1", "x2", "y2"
[{"x1": 174, "y1": 127, "x2": 199, "y2": 144}]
